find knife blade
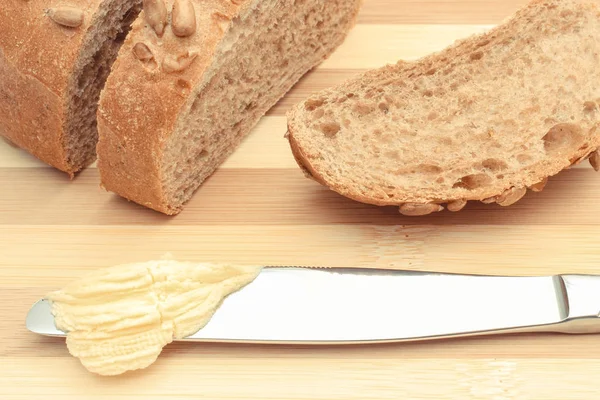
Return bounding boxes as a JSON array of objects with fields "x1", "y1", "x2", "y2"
[{"x1": 25, "y1": 267, "x2": 600, "y2": 344}]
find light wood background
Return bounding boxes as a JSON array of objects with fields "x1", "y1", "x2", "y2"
[{"x1": 2, "y1": 0, "x2": 600, "y2": 398}]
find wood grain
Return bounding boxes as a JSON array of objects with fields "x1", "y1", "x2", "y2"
[{"x1": 2, "y1": 0, "x2": 600, "y2": 398}]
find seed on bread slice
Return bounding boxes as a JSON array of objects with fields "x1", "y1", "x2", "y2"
[{"x1": 286, "y1": 0, "x2": 600, "y2": 216}]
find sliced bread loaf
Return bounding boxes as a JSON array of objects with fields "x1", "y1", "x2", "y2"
[
  {"x1": 0, "y1": 0, "x2": 142, "y2": 176},
  {"x1": 286, "y1": 0, "x2": 600, "y2": 216},
  {"x1": 96, "y1": 0, "x2": 363, "y2": 215}
]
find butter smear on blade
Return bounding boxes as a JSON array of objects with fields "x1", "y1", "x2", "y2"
[{"x1": 45, "y1": 260, "x2": 263, "y2": 376}]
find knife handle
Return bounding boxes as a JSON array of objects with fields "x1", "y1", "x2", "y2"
[{"x1": 553, "y1": 275, "x2": 600, "y2": 334}]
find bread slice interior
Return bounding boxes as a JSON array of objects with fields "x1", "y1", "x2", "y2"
[
  {"x1": 160, "y1": 0, "x2": 360, "y2": 211},
  {"x1": 65, "y1": 0, "x2": 142, "y2": 173},
  {"x1": 286, "y1": 0, "x2": 600, "y2": 215}
]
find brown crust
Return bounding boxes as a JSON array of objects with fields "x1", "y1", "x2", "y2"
[
  {"x1": 0, "y1": 0, "x2": 104, "y2": 176},
  {"x1": 286, "y1": 0, "x2": 600, "y2": 215}
]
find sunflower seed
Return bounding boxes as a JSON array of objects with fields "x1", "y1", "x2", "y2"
[
  {"x1": 447, "y1": 199, "x2": 467, "y2": 212},
  {"x1": 47, "y1": 7, "x2": 84, "y2": 28},
  {"x1": 399, "y1": 203, "x2": 444, "y2": 216},
  {"x1": 132, "y1": 42, "x2": 154, "y2": 61},
  {"x1": 172, "y1": 0, "x2": 196, "y2": 37},
  {"x1": 529, "y1": 178, "x2": 548, "y2": 192},
  {"x1": 162, "y1": 51, "x2": 197, "y2": 73},
  {"x1": 144, "y1": 0, "x2": 168, "y2": 37},
  {"x1": 496, "y1": 187, "x2": 527, "y2": 206},
  {"x1": 481, "y1": 196, "x2": 497, "y2": 204}
]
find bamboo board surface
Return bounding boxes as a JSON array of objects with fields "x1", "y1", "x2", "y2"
[{"x1": 2, "y1": 0, "x2": 600, "y2": 398}]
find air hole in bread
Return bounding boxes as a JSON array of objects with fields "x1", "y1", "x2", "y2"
[
  {"x1": 378, "y1": 102, "x2": 389, "y2": 113},
  {"x1": 542, "y1": 123, "x2": 585, "y2": 155},
  {"x1": 426, "y1": 68, "x2": 437, "y2": 75},
  {"x1": 320, "y1": 121, "x2": 340, "y2": 137},
  {"x1": 453, "y1": 173, "x2": 493, "y2": 190},
  {"x1": 423, "y1": 90, "x2": 433, "y2": 97},
  {"x1": 364, "y1": 91, "x2": 376, "y2": 100},
  {"x1": 427, "y1": 111, "x2": 438, "y2": 120},
  {"x1": 305, "y1": 98, "x2": 325, "y2": 111},
  {"x1": 470, "y1": 51, "x2": 484, "y2": 61},
  {"x1": 196, "y1": 150, "x2": 208, "y2": 162},
  {"x1": 312, "y1": 108, "x2": 325, "y2": 120},
  {"x1": 416, "y1": 164, "x2": 443, "y2": 174},
  {"x1": 517, "y1": 153, "x2": 533, "y2": 164},
  {"x1": 477, "y1": 39, "x2": 491, "y2": 48},
  {"x1": 482, "y1": 158, "x2": 509, "y2": 172},
  {"x1": 353, "y1": 102, "x2": 374, "y2": 115},
  {"x1": 584, "y1": 101, "x2": 597, "y2": 113}
]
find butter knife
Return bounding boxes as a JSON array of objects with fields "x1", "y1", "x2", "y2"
[{"x1": 25, "y1": 267, "x2": 600, "y2": 344}]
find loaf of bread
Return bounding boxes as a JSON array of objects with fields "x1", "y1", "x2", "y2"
[
  {"x1": 96, "y1": 0, "x2": 363, "y2": 215},
  {"x1": 286, "y1": 0, "x2": 600, "y2": 216},
  {"x1": 0, "y1": 0, "x2": 142, "y2": 176}
]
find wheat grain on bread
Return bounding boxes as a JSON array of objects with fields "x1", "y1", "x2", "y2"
[
  {"x1": 0, "y1": 0, "x2": 142, "y2": 176},
  {"x1": 286, "y1": 0, "x2": 600, "y2": 216},
  {"x1": 96, "y1": 0, "x2": 363, "y2": 215}
]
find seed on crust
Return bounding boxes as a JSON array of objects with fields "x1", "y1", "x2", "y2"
[
  {"x1": 172, "y1": 0, "x2": 197, "y2": 37},
  {"x1": 590, "y1": 149, "x2": 599, "y2": 171},
  {"x1": 212, "y1": 12, "x2": 231, "y2": 33},
  {"x1": 162, "y1": 51, "x2": 197, "y2": 73},
  {"x1": 143, "y1": 0, "x2": 168, "y2": 37},
  {"x1": 481, "y1": 196, "x2": 497, "y2": 204},
  {"x1": 399, "y1": 203, "x2": 444, "y2": 216},
  {"x1": 47, "y1": 7, "x2": 84, "y2": 28},
  {"x1": 529, "y1": 177, "x2": 548, "y2": 192},
  {"x1": 496, "y1": 187, "x2": 527, "y2": 206},
  {"x1": 447, "y1": 199, "x2": 467, "y2": 212},
  {"x1": 132, "y1": 42, "x2": 154, "y2": 61}
]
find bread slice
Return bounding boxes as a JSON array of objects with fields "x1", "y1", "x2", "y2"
[
  {"x1": 286, "y1": 0, "x2": 600, "y2": 216},
  {"x1": 96, "y1": 0, "x2": 363, "y2": 215},
  {"x1": 0, "y1": 0, "x2": 143, "y2": 176}
]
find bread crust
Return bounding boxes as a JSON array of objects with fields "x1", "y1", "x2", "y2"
[
  {"x1": 286, "y1": 0, "x2": 600, "y2": 215},
  {"x1": 0, "y1": 0, "x2": 103, "y2": 176}
]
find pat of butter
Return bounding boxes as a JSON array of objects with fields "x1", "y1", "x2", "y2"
[{"x1": 45, "y1": 260, "x2": 262, "y2": 376}]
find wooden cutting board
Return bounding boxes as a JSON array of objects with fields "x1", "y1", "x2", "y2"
[{"x1": 2, "y1": 0, "x2": 600, "y2": 398}]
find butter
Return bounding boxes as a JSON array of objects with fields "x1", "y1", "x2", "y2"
[{"x1": 45, "y1": 260, "x2": 262, "y2": 376}]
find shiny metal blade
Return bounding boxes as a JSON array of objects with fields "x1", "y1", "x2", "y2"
[
  {"x1": 27, "y1": 267, "x2": 572, "y2": 344},
  {"x1": 194, "y1": 267, "x2": 568, "y2": 343}
]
